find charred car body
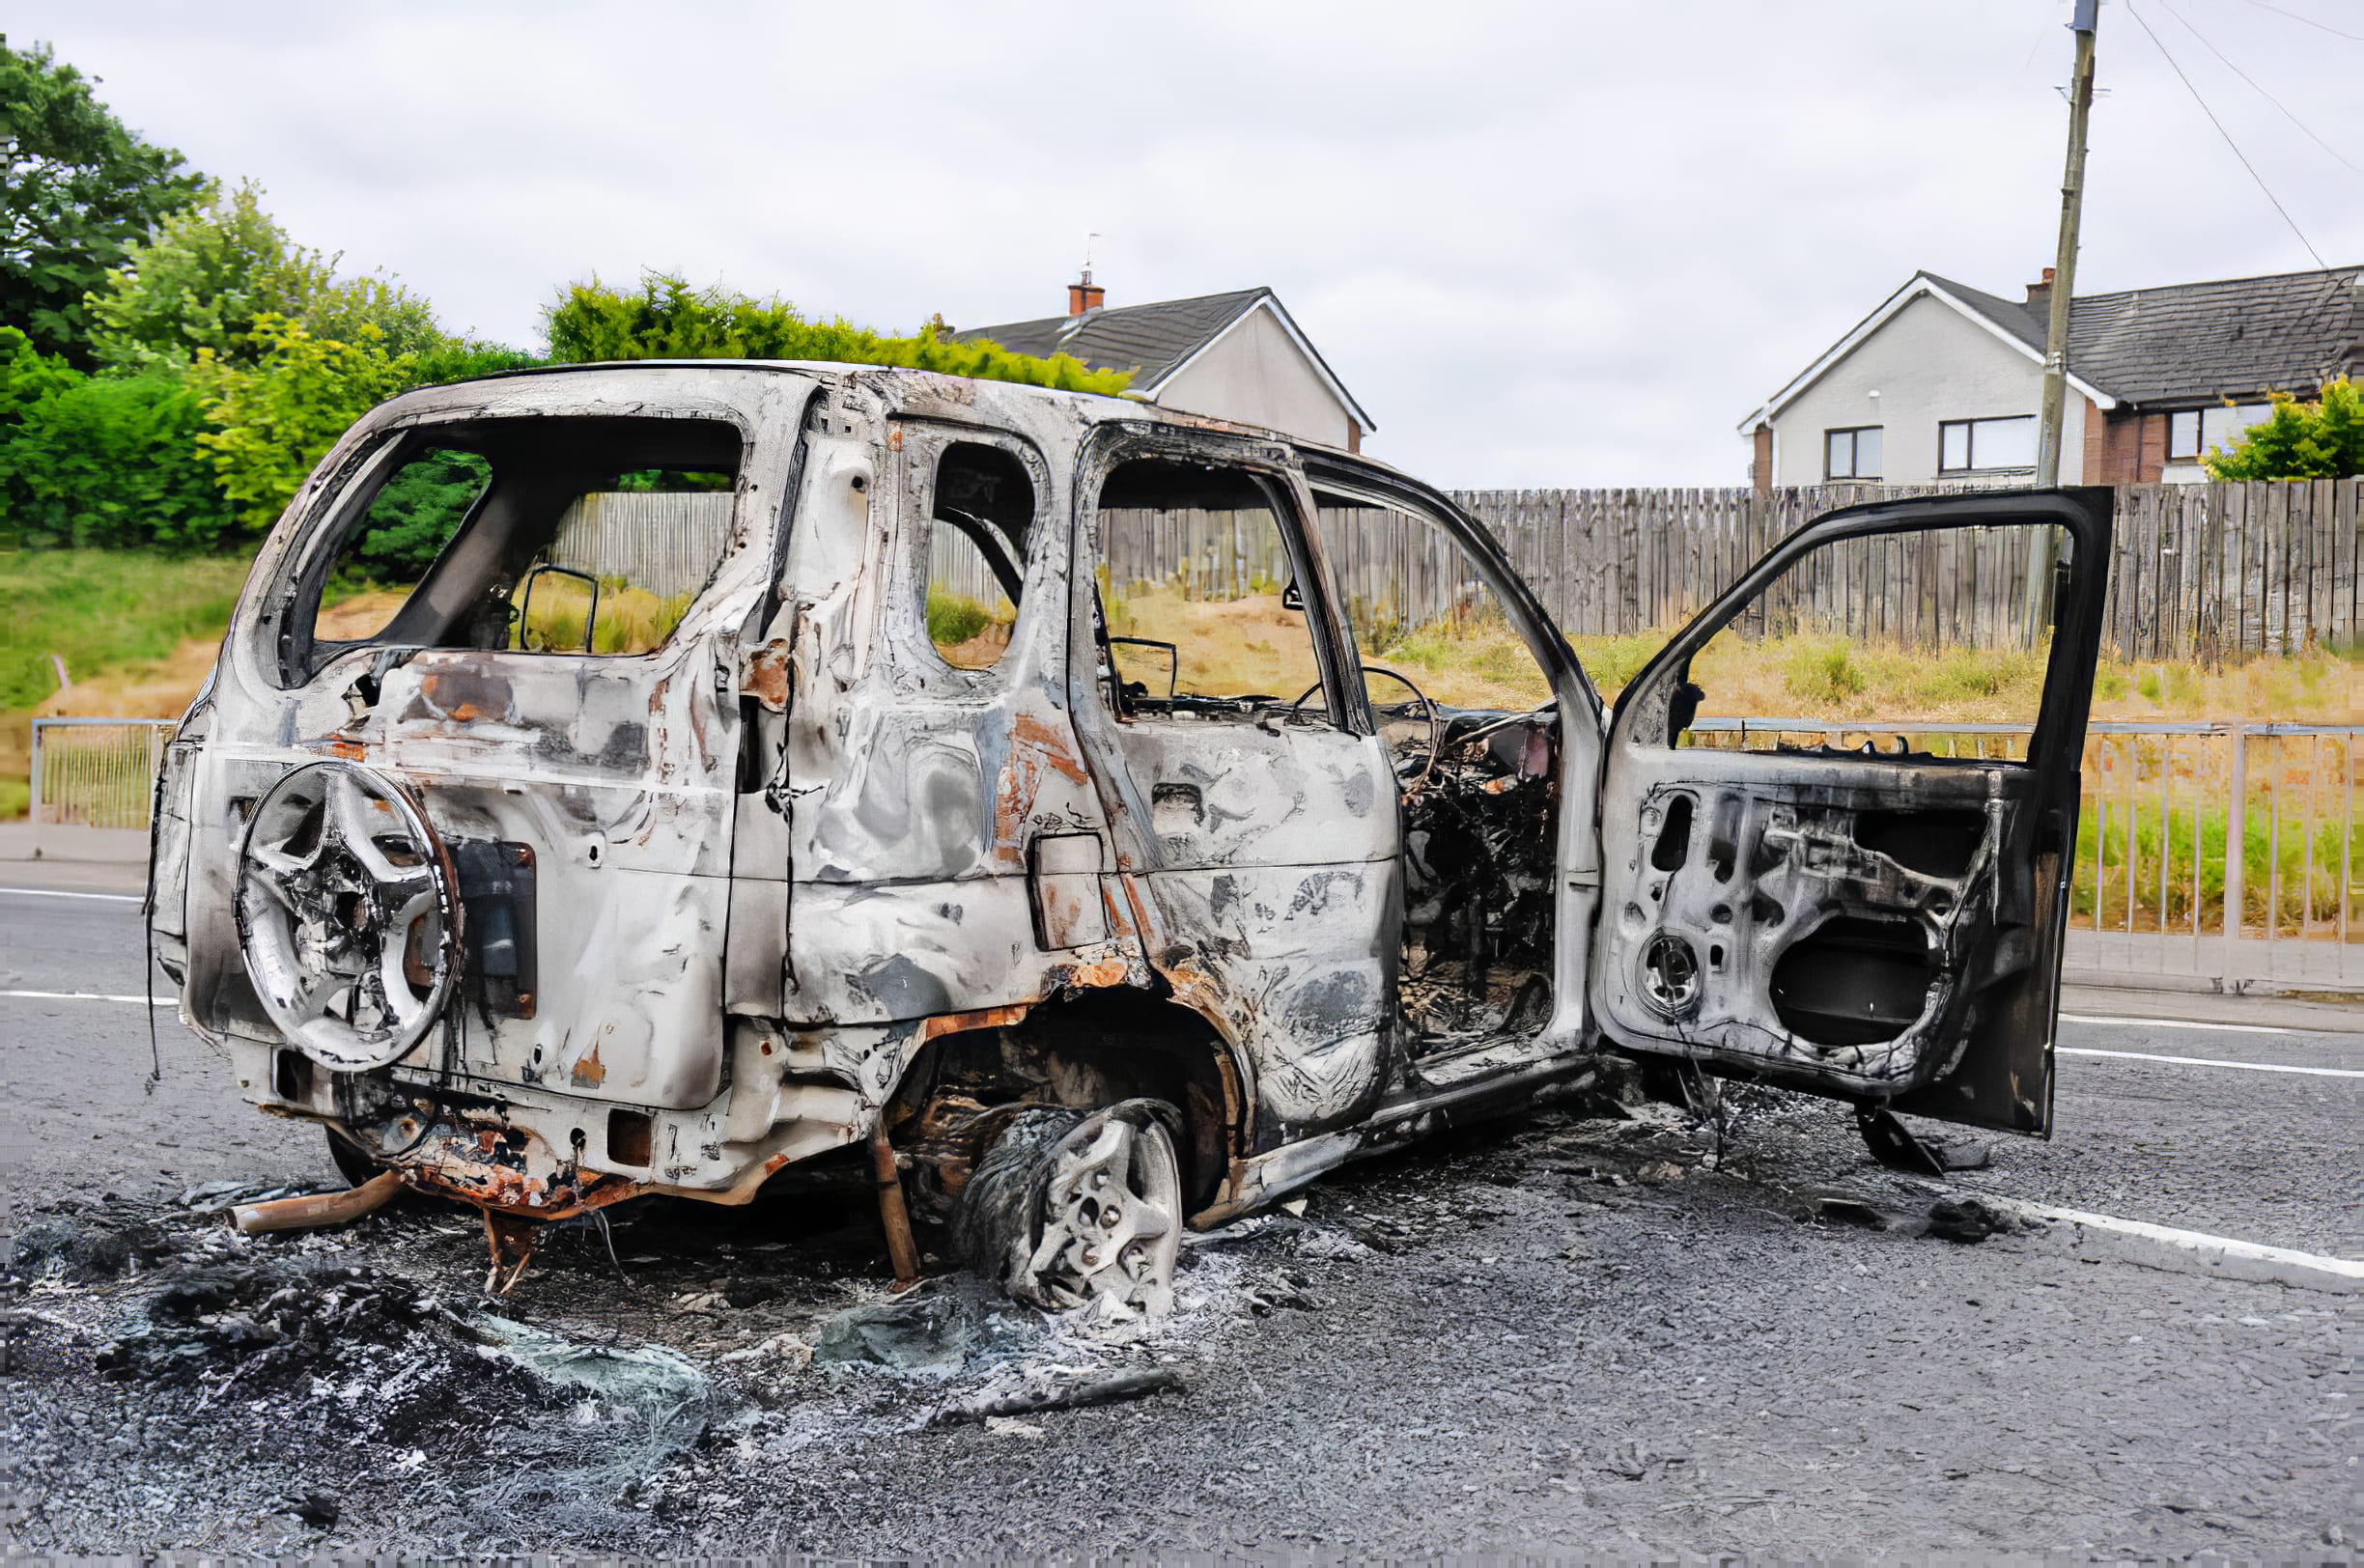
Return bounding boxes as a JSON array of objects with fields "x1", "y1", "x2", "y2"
[{"x1": 149, "y1": 363, "x2": 2110, "y2": 1307}]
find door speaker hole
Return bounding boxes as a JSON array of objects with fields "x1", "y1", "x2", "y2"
[{"x1": 1638, "y1": 930, "x2": 1702, "y2": 1020}]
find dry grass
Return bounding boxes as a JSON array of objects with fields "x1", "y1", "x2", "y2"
[
  {"x1": 1105, "y1": 587, "x2": 1329, "y2": 701},
  {"x1": 1570, "y1": 625, "x2": 2364, "y2": 725},
  {"x1": 510, "y1": 575, "x2": 691, "y2": 656}
]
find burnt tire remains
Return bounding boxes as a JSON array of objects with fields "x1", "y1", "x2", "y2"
[{"x1": 952, "y1": 1099, "x2": 1183, "y2": 1321}]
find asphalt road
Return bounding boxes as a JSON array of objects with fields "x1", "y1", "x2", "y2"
[{"x1": 1, "y1": 883, "x2": 2357, "y2": 1556}]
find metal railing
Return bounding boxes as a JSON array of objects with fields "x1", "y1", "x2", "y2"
[
  {"x1": 1692, "y1": 716, "x2": 2364, "y2": 994},
  {"x1": 29, "y1": 718, "x2": 175, "y2": 835},
  {"x1": 25, "y1": 713, "x2": 2358, "y2": 993}
]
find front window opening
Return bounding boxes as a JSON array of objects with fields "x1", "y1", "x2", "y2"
[
  {"x1": 925, "y1": 441, "x2": 1033, "y2": 670},
  {"x1": 304, "y1": 416, "x2": 742, "y2": 674},
  {"x1": 1311, "y1": 487, "x2": 1560, "y2": 1052},
  {"x1": 1095, "y1": 459, "x2": 1332, "y2": 722},
  {"x1": 1661, "y1": 520, "x2": 2071, "y2": 756}
]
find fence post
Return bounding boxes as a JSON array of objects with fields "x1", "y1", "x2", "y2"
[
  {"x1": 2223, "y1": 723, "x2": 2247, "y2": 987},
  {"x1": 27, "y1": 719, "x2": 44, "y2": 860}
]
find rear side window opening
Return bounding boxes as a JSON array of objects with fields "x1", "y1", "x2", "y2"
[
  {"x1": 923, "y1": 440, "x2": 1035, "y2": 671},
  {"x1": 284, "y1": 415, "x2": 745, "y2": 685}
]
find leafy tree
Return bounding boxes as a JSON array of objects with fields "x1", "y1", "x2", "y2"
[
  {"x1": 0, "y1": 37, "x2": 204, "y2": 364},
  {"x1": 192, "y1": 313, "x2": 417, "y2": 533},
  {"x1": 545, "y1": 271, "x2": 1133, "y2": 395},
  {"x1": 87, "y1": 179, "x2": 441, "y2": 371},
  {"x1": 2205, "y1": 378, "x2": 2364, "y2": 481}
]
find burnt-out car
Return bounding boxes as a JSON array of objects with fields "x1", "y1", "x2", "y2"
[{"x1": 148, "y1": 362, "x2": 2111, "y2": 1306}]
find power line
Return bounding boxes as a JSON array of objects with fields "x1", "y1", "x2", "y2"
[
  {"x1": 2128, "y1": 2, "x2": 2329, "y2": 269},
  {"x1": 2159, "y1": 0, "x2": 2361, "y2": 174},
  {"x1": 2243, "y1": 0, "x2": 2364, "y2": 43}
]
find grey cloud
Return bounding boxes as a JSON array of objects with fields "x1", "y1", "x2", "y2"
[{"x1": 16, "y1": 0, "x2": 2362, "y2": 485}]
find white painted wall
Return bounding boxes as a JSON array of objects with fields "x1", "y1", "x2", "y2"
[
  {"x1": 1154, "y1": 304, "x2": 1356, "y2": 448},
  {"x1": 1764, "y1": 293, "x2": 2086, "y2": 486}
]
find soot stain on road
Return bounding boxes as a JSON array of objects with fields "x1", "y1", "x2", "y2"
[{"x1": 1, "y1": 1086, "x2": 2356, "y2": 1557}]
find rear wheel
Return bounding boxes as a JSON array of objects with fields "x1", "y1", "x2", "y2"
[{"x1": 954, "y1": 1099, "x2": 1184, "y2": 1321}]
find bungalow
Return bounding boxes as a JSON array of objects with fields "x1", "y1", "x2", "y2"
[{"x1": 1738, "y1": 263, "x2": 2364, "y2": 489}]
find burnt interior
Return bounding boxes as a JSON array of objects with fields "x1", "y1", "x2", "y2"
[
  {"x1": 283, "y1": 416, "x2": 745, "y2": 685},
  {"x1": 1856, "y1": 808, "x2": 1984, "y2": 879},
  {"x1": 1401, "y1": 708, "x2": 1561, "y2": 1048},
  {"x1": 1628, "y1": 781, "x2": 1993, "y2": 1057}
]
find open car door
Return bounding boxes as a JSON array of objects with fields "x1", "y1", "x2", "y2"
[{"x1": 1589, "y1": 490, "x2": 2111, "y2": 1135}]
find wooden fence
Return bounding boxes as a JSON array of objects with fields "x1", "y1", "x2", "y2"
[
  {"x1": 549, "y1": 490, "x2": 735, "y2": 602},
  {"x1": 1449, "y1": 480, "x2": 2364, "y2": 660},
  {"x1": 919, "y1": 479, "x2": 2364, "y2": 661}
]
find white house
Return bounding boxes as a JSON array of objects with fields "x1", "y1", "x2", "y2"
[
  {"x1": 954, "y1": 276, "x2": 1375, "y2": 452},
  {"x1": 1738, "y1": 264, "x2": 2363, "y2": 490}
]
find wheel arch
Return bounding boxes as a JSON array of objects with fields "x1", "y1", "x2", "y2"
[{"x1": 889, "y1": 990, "x2": 1252, "y2": 1217}]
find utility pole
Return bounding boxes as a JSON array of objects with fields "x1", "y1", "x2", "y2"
[
  {"x1": 2027, "y1": 0, "x2": 2098, "y2": 631},
  {"x1": 2036, "y1": 0, "x2": 2098, "y2": 487}
]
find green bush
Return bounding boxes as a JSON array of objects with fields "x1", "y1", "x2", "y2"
[
  {"x1": 0, "y1": 368, "x2": 231, "y2": 549},
  {"x1": 192, "y1": 313, "x2": 417, "y2": 535},
  {"x1": 547, "y1": 271, "x2": 1134, "y2": 396},
  {"x1": 0, "y1": 328, "x2": 233, "y2": 549},
  {"x1": 926, "y1": 585, "x2": 991, "y2": 648},
  {"x1": 1783, "y1": 638, "x2": 1863, "y2": 705},
  {"x1": 2205, "y1": 377, "x2": 2363, "y2": 481}
]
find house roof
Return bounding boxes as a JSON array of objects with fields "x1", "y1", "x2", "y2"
[
  {"x1": 2059, "y1": 265, "x2": 2364, "y2": 405},
  {"x1": 952, "y1": 287, "x2": 1375, "y2": 434},
  {"x1": 1740, "y1": 263, "x2": 2364, "y2": 431}
]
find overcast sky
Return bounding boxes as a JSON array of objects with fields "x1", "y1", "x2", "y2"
[{"x1": 16, "y1": 0, "x2": 2363, "y2": 486}]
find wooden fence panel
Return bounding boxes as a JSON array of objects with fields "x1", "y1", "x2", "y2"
[{"x1": 924, "y1": 478, "x2": 2359, "y2": 662}]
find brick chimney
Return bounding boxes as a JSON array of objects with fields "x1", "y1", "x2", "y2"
[
  {"x1": 1066, "y1": 268, "x2": 1105, "y2": 319},
  {"x1": 2025, "y1": 265, "x2": 2057, "y2": 312}
]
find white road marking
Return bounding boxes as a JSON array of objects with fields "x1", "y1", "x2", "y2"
[
  {"x1": 0, "y1": 887, "x2": 141, "y2": 903},
  {"x1": 0, "y1": 989, "x2": 173, "y2": 1007},
  {"x1": 2059, "y1": 1046, "x2": 2364, "y2": 1079},
  {"x1": 1997, "y1": 1198, "x2": 2364, "y2": 1283},
  {"x1": 2061, "y1": 1011, "x2": 2311, "y2": 1037}
]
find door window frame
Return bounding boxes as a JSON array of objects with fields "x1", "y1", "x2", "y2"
[
  {"x1": 1609, "y1": 489, "x2": 2107, "y2": 783},
  {"x1": 1074, "y1": 427, "x2": 1363, "y2": 732},
  {"x1": 892, "y1": 418, "x2": 1053, "y2": 682}
]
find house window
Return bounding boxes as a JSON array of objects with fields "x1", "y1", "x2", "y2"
[
  {"x1": 2170, "y1": 404, "x2": 2272, "y2": 462},
  {"x1": 2168, "y1": 410, "x2": 2201, "y2": 461},
  {"x1": 1824, "y1": 426, "x2": 1882, "y2": 481},
  {"x1": 1937, "y1": 415, "x2": 2037, "y2": 473}
]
